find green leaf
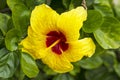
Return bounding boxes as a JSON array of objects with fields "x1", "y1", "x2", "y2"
[
  {"x1": 34, "y1": 72, "x2": 46, "y2": 80},
  {"x1": 46, "y1": 0, "x2": 52, "y2": 5},
  {"x1": 7, "y1": 0, "x2": 21, "y2": 10},
  {"x1": 94, "y1": 17, "x2": 120, "y2": 49},
  {"x1": 0, "y1": 48, "x2": 19, "y2": 78},
  {"x1": 21, "y1": 52, "x2": 39, "y2": 78},
  {"x1": 69, "y1": 65, "x2": 80, "y2": 76},
  {"x1": 62, "y1": 0, "x2": 71, "y2": 9},
  {"x1": 23, "y1": 0, "x2": 35, "y2": 10},
  {"x1": 114, "y1": 62, "x2": 120, "y2": 77},
  {"x1": 34, "y1": 0, "x2": 46, "y2": 5},
  {"x1": 50, "y1": 0, "x2": 65, "y2": 14},
  {"x1": 12, "y1": 5, "x2": 30, "y2": 36},
  {"x1": 82, "y1": 10, "x2": 103, "y2": 33},
  {"x1": 94, "y1": 0, "x2": 114, "y2": 16},
  {"x1": 53, "y1": 74, "x2": 75, "y2": 80},
  {"x1": 5, "y1": 28, "x2": 20, "y2": 51},
  {"x1": 70, "y1": 0, "x2": 82, "y2": 8},
  {"x1": 43, "y1": 66, "x2": 57, "y2": 76},
  {"x1": 100, "y1": 51, "x2": 117, "y2": 72},
  {"x1": 86, "y1": 0, "x2": 94, "y2": 8},
  {"x1": 94, "y1": 42, "x2": 105, "y2": 56},
  {"x1": 7, "y1": 18, "x2": 14, "y2": 31},
  {"x1": 0, "y1": 0, "x2": 6, "y2": 10},
  {"x1": 7, "y1": 0, "x2": 30, "y2": 36},
  {"x1": 85, "y1": 66, "x2": 119, "y2": 80},
  {"x1": 14, "y1": 67, "x2": 25, "y2": 80},
  {"x1": 67, "y1": 0, "x2": 82, "y2": 10},
  {"x1": 79, "y1": 56, "x2": 103, "y2": 69},
  {"x1": 0, "y1": 31, "x2": 4, "y2": 47},
  {"x1": 113, "y1": 0, "x2": 120, "y2": 19},
  {"x1": 0, "y1": 13, "x2": 10, "y2": 35}
]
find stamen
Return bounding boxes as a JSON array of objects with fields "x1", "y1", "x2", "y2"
[{"x1": 46, "y1": 31, "x2": 69, "y2": 55}]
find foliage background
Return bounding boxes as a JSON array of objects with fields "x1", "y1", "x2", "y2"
[{"x1": 0, "y1": 0, "x2": 120, "y2": 80}]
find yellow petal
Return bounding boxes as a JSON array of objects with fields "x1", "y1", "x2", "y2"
[
  {"x1": 20, "y1": 27, "x2": 47, "y2": 59},
  {"x1": 30, "y1": 4, "x2": 59, "y2": 35},
  {"x1": 20, "y1": 37, "x2": 37, "y2": 59},
  {"x1": 42, "y1": 49, "x2": 73, "y2": 73},
  {"x1": 28, "y1": 26, "x2": 45, "y2": 40},
  {"x1": 64, "y1": 38, "x2": 96, "y2": 62},
  {"x1": 57, "y1": 6, "x2": 87, "y2": 42}
]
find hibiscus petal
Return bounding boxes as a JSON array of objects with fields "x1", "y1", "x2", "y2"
[
  {"x1": 28, "y1": 26, "x2": 45, "y2": 40},
  {"x1": 20, "y1": 33, "x2": 47, "y2": 59},
  {"x1": 30, "y1": 4, "x2": 59, "y2": 35},
  {"x1": 42, "y1": 49, "x2": 73, "y2": 73},
  {"x1": 64, "y1": 38, "x2": 96, "y2": 62},
  {"x1": 57, "y1": 6, "x2": 87, "y2": 42}
]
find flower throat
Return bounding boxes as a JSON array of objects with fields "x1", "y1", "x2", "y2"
[{"x1": 46, "y1": 31, "x2": 68, "y2": 55}]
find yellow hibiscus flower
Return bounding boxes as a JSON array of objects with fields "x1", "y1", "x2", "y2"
[{"x1": 20, "y1": 4, "x2": 96, "y2": 73}]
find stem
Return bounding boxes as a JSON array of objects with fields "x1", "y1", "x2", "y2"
[{"x1": 81, "y1": 0, "x2": 87, "y2": 10}]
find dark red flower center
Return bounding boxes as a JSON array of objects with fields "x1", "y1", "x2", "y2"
[{"x1": 46, "y1": 31, "x2": 68, "y2": 55}]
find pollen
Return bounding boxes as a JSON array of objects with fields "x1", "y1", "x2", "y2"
[{"x1": 46, "y1": 31, "x2": 68, "y2": 55}]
